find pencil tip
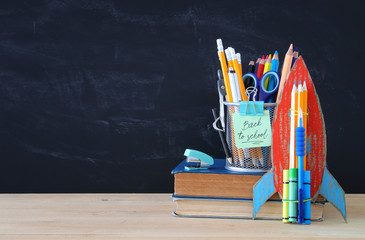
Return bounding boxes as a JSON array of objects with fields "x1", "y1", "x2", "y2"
[
  {"x1": 290, "y1": 43, "x2": 293, "y2": 49},
  {"x1": 275, "y1": 50, "x2": 278, "y2": 55},
  {"x1": 292, "y1": 83, "x2": 297, "y2": 92},
  {"x1": 303, "y1": 81, "x2": 307, "y2": 90}
]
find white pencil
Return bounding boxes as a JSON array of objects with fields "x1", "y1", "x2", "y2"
[{"x1": 289, "y1": 83, "x2": 297, "y2": 169}]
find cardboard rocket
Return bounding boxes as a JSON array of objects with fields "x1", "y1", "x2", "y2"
[{"x1": 252, "y1": 57, "x2": 347, "y2": 222}]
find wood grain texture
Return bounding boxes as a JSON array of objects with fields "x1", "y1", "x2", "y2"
[
  {"x1": 0, "y1": 194, "x2": 364, "y2": 239},
  {"x1": 174, "y1": 198, "x2": 324, "y2": 220}
]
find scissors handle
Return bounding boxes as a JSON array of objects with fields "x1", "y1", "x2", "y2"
[
  {"x1": 242, "y1": 73, "x2": 260, "y2": 101},
  {"x1": 259, "y1": 71, "x2": 280, "y2": 103}
]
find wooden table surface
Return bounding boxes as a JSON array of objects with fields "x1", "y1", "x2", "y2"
[{"x1": 0, "y1": 194, "x2": 364, "y2": 239}]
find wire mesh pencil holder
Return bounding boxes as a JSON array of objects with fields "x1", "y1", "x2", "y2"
[{"x1": 224, "y1": 102, "x2": 277, "y2": 172}]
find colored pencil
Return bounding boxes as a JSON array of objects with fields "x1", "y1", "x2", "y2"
[
  {"x1": 295, "y1": 82, "x2": 303, "y2": 168},
  {"x1": 268, "y1": 50, "x2": 279, "y2": 91},
  {"x1": 263, "y1": 54, "x2": 272, "y2": 89},
  {"x1": 256, "y1": 55, "x2": 265, "y2": 80},
  {"x1": 302, "y1": 81, "x2": 308, "y2": 170},
  {"x1": 247, "y1": 60, "x2": 255, "y2": 74},
  {"x1": 289, "y1": 83, "x2": 297, "y2": 169},
  {"x1": 292, "y1": 48, "x2": 299, "y2": 68},
  {"x1": 244, "y1": 61, "x2": 255, "y2": 88},
  {"x1": 255, "y1": 57, "x2": 261, "y2": 74},
  {"x1": 276, "y1": 44, "x2": 294, "y2": 102}
]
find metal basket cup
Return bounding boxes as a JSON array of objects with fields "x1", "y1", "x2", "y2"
[{"x1": 224, "y1": 102, "x2": 277, "y2": 172}]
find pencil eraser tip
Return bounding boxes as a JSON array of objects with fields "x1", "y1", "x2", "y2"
[
  {"x1": 229, "y1": 48, "x2": 236, "y2": 59},
  {"x1": 225, "y1": 49, "x2": 231, "y2": 60},
  {"x1": 216, "y1": 39, "x2": 223, "y2": 51}
]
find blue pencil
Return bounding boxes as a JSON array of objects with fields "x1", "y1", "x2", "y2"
[
  {"x1": 266, "y1": 51, "x2": 279, "y2": 103},
  {"x1": 291, "y1": 48, "x2": 299, "y2": 68},
  {"x1": 296, "y1": 107, "x2": 305, "y2": 223}
]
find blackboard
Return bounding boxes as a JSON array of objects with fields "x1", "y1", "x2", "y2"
[{"x1": 0, "y1": 0, "x2": 364, "y2": 193}]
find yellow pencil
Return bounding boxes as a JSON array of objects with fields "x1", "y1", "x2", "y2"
[
  {"x1": 229, "y1": 48, "x2": 248, "y2": 101},
  {"x1": 276, "y1": 44, "x2": 294, "y2": 102},
  {"x1": 216, "y1": 39, "x2": 233, "y2": 102},
  {"x1": 263, "y1": 54, "x2": 272, "y2": 89}
]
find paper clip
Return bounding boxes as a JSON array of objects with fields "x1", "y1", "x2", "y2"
[{"x1": 240, "y1": 87, "x2": 264, "y2": 116}]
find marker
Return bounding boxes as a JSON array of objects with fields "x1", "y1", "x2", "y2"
[
  {"x1": 303, "y1": 170, "x2": 311, "y2": 224},
  {"x1": 282, "y1": 169, "x2": 289, "y2": 222}
]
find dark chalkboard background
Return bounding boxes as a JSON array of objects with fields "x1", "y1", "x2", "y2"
[{"x1": 1, "y1": 0, "x2": 364, "y2": 193}]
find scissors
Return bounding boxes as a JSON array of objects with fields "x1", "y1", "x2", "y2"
[{"x1": 241, "y1": 71, "x2": 280, "y2": 103}]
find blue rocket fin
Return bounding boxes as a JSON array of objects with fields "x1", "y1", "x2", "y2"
[
  {"x1": 252, "y1": 171, "x2": 276, "y2": 219},
  {"x1": 319, "y1": 168, "x2": 347, "y2": 222}
]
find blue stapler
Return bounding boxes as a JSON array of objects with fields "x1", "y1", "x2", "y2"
[{"x1": 184, "y1": 149, "x2": 214, "y2": 171}]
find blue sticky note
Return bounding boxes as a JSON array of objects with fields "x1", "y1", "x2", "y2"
[
  {"x1": 232, "y1": 110, "x2": 272, "y2": 149},
  {"x1": 240, "y1": 101, "x2": 264, "y2": 116}
]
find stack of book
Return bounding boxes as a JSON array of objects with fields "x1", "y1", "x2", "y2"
[{"x1": 172, "y1": 159, "x2": 326, "y2": 220}]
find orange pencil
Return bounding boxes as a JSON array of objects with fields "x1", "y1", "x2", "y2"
[
  {"x1": 303, "y1": 81, "x2": 308, "y2": 170},
  {"x1": 294, "y1": 81, "x2": 303, "y2": 168},
  {"x1": 225, "y1": 48, "x2": 234, "y2": 69},
  {"x1": 236, "y1": 53, "x2": 242, "y2": 75},
  {"x1": 229, "y1": 48, "x2": 248, "y2": 101}
]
